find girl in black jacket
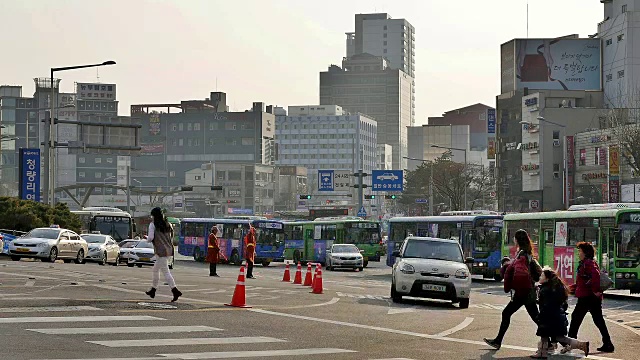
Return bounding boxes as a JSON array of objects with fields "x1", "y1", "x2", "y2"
[{"x1": 531, "y1": 267, "x2": 589, "y2": 359}]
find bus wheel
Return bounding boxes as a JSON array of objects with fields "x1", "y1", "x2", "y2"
[
  {"x1": 293, "y1": 250, "x2": 301, "y2": 264},
  {"x1": 261, "y1": 261, "x2": 270, "y2": 267},
  {"x1": 363, "y1": 259, "x2": 369, "y2": 268},
  {"x1": 230, "y1": 250, "x2": 241, "y2": 265},
  {"x1": 193, "y1": 248, "x2": 201, "y2": 262},
  {"x1": 493, "y1": 274, "x2": 503, "y2": 282}
]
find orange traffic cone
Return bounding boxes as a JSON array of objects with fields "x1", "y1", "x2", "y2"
[
  {"x1": 312, "y1": 263, "x2": 321, "y2": 288},
  {"x1": 224, "y1": 265, "x2": 251, "y2": 308},
  {"x1": 303, "y1": 263, "x2": 313, "y2": 286},
  {"x1": 311, "y1": 267, "x2": 323, "y2": 294},
  {"x1": 282, "y1": 263, "x2": 291, "y2": 282},
  {"x1": 293, "y1": 262, "x2": 303, "y2": 284}
]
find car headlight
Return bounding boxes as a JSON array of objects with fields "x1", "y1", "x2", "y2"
[
  {"x1": 400, "y1": 263, "x2": 415, "y2": 274},
  {"x1": 455, "y1": 268, "x2": 469, "y2": 279},
  {"x1": 37, "y1": 242, "x2": 49, "y2": 248}
]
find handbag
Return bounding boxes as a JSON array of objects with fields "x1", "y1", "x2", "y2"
[{"x1": 600, "y1": 271, "x2": 613, "y2": 292}]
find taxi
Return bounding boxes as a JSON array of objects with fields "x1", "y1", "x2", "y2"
[{"x1": 8, "y1": 225, "x2": 88, "y2": 263}]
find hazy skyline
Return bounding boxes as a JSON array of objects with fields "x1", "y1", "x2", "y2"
[{"x1": 1, "y1": 0, "x2": 602, "y2": 124}]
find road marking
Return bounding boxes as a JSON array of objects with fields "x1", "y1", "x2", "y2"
[
  {"x1": 157, "y1": 348, "x2": 357, "y2": 359},
  {"x1": 249, "y1": 309, "x2": 622, "y2": 360},
  {"x1": 604, "y1": 310, "x2": 640, "y2": 318},
  {"x1": 620, "y1": 318, "x2": 640, "y2": 325},
  {"x1": 92, "y1": 284, "x2": 225, "y2": 306},
  {"x1": 0, "y1": 306, "x2": 101, "y2": 313},
  {"x1": 278, "y1": 297, "x2": 340, "y2": 309},
  {"x1": 434, "y1": 317, "x2": 474, "y2": 337},
  {"x1": 369, "y1": 358, "x2": 415, "y2": 360},
  {"x1": 0, "y1": 271, "x2": 59, "y2": 280},
  {"x1": 0, "y1": 296, "x2": 67, "y2": 301},
  {"x1": 28, "y1": 325, "x2": 223, "y2": 335},
  {"x1": 387, "y1": 307, "x2": 417, "y2": 315},
  {"x1": 89, "y1": 336, "x2": 286, "y2": 348},
  {"x1": 0, "y1": 315, "x2": 164, "y2": 324}
]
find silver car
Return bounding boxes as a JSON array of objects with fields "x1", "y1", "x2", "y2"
[
  {"x1": 126, "y1": 240, "x2": 174, "y2": 269},
  {"x1": 8, "y1": 226, "x2": 88, "y2": 263},
  {"x1": 326, "y1": 244, "x2": 364, "y2": 271},
  {"x1": 81, "y1": 234, "x2": 120, "y2": 266}
]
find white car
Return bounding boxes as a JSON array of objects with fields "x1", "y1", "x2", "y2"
[
  {"x1": 126, "y1": 240, "x2": 174, "y2": 269},
  {"x1": 81, "y1": 233, "x2": 120, "y2": 266},
  {"x1": 391, "y1": 236, "x2": 473, "y2": 308},
  {"x1": 326, "y1": 244, "x2": 364, "y2": 271},
  {"x1": 377, "y1": 172, "x2": 399, "y2": 181},
  {"x1": 8, "y1": 226, "x2": 88, "y2": 264}
]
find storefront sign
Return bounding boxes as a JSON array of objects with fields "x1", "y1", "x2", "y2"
[
  {"x1": 77, "y1": 83, "x2": 116, "y2": 100},
  {"x1": 554, "y1": 222, "x2": 568, "y2": 247},
  {"x1": 609, "y1": 179, "x2": 620, "y2": 202},
  {"x1": 581, "y1": 172, "x2": 607, "y2": 180},
  {"x1": 521, "y1": 163, "x2": 540, "y2": 171},
  {"x1": 554, "y1": 247, "x2": 575, "y2": 285},
  {"x1": 520, "y1": 142, "x2": 539, "y2": 150},
  {"x1": 487, "y1": 109, "x2": 496, "y2": 134},
  {"x1": 591, "y1": 135, "x2": 611, "y2": 143},
  {"x1": 524, "y1": 97, "x2": 538, "y2": 107},
  {"x1": 487, "y1": 137, "x2": 496, "y2": 159},
  {"x1": 609, "y1": 145, "x2": 621, "y2": 202},
  {"x1": 565, "y1": 136, "x2": 575, "y2": 207}
]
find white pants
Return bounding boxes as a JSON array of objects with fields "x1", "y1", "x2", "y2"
[{"x1": 152, "y1": 256, "x2": 176, "y2": 289}]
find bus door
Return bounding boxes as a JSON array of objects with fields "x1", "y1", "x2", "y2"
[
  {"x1": 542, "y1": 228, "x2": 555, "y2": 270},
  {"x1": 600, "y1": 226, "x2": 613, "y2": 275},
  {"x1": 303, "y1": 226, "x2": 315, "y2": 263}
]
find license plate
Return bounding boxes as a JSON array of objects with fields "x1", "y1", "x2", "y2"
[
  {"x1": 140, "y1": 257, "x2": 150, "y2": 261},
  {"x1": 422, "y1": 284, "x2": 446, "y2": 292},
  {"x1": 16, "y1": 248, "x2": 30, "y2": 252}
]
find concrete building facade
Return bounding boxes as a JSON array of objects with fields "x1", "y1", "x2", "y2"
[{"x1": 407, "y1": 124, "x2": 470, "y2": 171}]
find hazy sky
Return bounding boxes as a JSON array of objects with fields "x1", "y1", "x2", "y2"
[{"x1": 0, "y1": 0, "x2": 603, "y2": 125}]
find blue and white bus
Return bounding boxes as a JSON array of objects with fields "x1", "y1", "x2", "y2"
[
  {"x1": 251, "y1": 219, "x2": 288, "y2": 266},
  {"x1": 387, "y1": 211, "x2": 504, "y2": 280},
  {"x1": 178, "y1": 218, "x2": 250, "y2": 265}
]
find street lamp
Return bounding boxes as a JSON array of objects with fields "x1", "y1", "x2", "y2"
[
  {"x1": 404, "y1": 156, "x2": 435, "y2": 215},
  {"x1": 46, "y1": 60, "x2": 116, "y2": 206},
  {"x1": 431, "y1": 144, "x2": 468, "y2": 210}
]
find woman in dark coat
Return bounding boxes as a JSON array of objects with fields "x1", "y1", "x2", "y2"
[{"x1": 531, "y1": 267, "x2": 588, "y2": 359}]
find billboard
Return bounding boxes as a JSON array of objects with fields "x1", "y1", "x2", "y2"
[
  {"x1": 487, "y1": 109, "x2": 496, "y2": 134},
  {"x1": 564, "y1": 136, "x2": 575, "y2": 207},
  {"x1": 76, "y1": 83, "x2": 116, "y2": 100},
  {"x1": 487, "y1": 137, "x2": 496, "y2": 160},
  {"x1": 609, "y1": 145, "x2": 620, "y2": 202},
  {"x1": 141, "y1": 143, "x2": 164, "y2": 155},
  {"x1": 19, "y1": 149, "x2": 41, "y2": 202},
  {"x1": 507, "y1": 38, "x2": 601, "y2": 91}
]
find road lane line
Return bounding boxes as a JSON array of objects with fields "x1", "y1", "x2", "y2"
[
  {"x1": 92, "y1": 284, "x2": 225, "y2": 306},
  {"x1": 604, "y1": 310, "x2": 640, "y2": 318},
  {"x1": 0, "y1": 271, "x2": 59, "y2": 280},
  {"x1": 434, "y1": 317, "x2": 474, "y2": 337},
  {"x1": 28, "y1": 326, "x2": 223, "y2": 335},
  {"x1": 158, "y1": 348, "x2": 357, "y2": 359},
  {"x1": 0, "y1": 315, "x2": 164, "y2": 324},
  {"x1": 249, "y1": 309, "x2": 622, "y2": 360},
  {"x1": 0, "y1": 306, "x2": 101, "y2": 313},
  {"x1": 89, "y1": 336, "x2": 286, "y2": 348}
]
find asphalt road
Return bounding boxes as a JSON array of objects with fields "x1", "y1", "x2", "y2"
[{"x1": 0, "y1": 256, "x2": 639, "y2": 360}]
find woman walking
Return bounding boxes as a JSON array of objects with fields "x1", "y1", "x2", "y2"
[
  {"x1": 531, "y1": 267, "x2": 589, "y2": 358},
  {"x1": 206, "y1": 226, "x2": 220, "y2": 277},
  {"x1": 484, "y1": 229, "x2": 542, "y2": 350},
  {"x1": 564, "y1": 242, "x2": 614, "y2": 353},
  {"x1": 145, "y1": 207, "x2": 182, "y2": 302}
]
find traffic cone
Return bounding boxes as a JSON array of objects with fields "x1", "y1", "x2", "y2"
[
  {"x1": 293, "y1": 262, "x2": 303, "y2": 284},
  {"x1": 311, "y1": 267, "x2": 323, "y2": 294},
  {"x1": 282, "y1": 263, "x2": 291, "y2": 282},
  {"x1": 312, "y1": 263, "x2": 321, "y2": 288},
  {"x1": 303, "y1": 263, "x2": 313, "y2": 286},
  {"x1": 224, "y1": 265, "x2": 251, "y2": 308}
]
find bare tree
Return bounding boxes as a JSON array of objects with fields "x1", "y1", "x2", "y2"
[{"x1": 602, "y1": 86, "x2": 640, "y2": 173}]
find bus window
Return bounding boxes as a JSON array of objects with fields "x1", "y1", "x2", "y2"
[
  {"x1": 436, "y1": 223, "x2": 459, "y2": 241},
  {"x1": 284, "y1": 225, "x2": 303, "y2": 240},
  {"x1": 390, "y1": 223, "x2": 415, "y2": 242},
  {"x1": 618, "y1": 225, "x2": 640, "y2": 258},
  {"x1": 319, "y1": 225, "x2": 337, "y2": 240},
  {"x1": 345, "y1": 223, "x2": 380, "y2": 244},
  {"x1": 474, "y1": 228, "x2": 501, "y2": 252}
]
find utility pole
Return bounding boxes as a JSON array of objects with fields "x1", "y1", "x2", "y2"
[
  {"x1": 126, "y1": 164, "x2": 131, "y2": 215},
  {"x1": 43, "y1": 111, "x2": 51, "y2": 205},
  {"x1": 429, "y1": 162, "x2": 434, "y2": 216},
  {"x1": 352, "y1": 170, "x2": 368, "y2": 215}
]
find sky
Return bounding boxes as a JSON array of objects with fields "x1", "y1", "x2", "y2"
[{"x1": 0, "y1": 0, "x2": 603, "y2": 125}]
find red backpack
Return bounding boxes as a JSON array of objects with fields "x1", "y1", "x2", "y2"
[{"x1": 507, "y1": 255, "x2": 534, "y2": 295}]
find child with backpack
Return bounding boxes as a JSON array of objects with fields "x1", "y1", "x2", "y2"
[
  {"x1": 484, "y1": 229, "x2": 542, "y2": 350},
  {"x1": 531, "y1": 267, "x2": 589, "y2": 359}
]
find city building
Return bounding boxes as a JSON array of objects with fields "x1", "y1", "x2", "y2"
[
  {"x1": 130, "y1": 92, "x2": 276, "y2": 210},
  {"x1": 428, "y1": 104, "x2": 494, "y2": 153},
  {"x1": 319, "y1": 53, "x2": 414, "y2": 169},
  {"x1": 377, "y1": 144, "x2": 393, "y2": 170},
  {"x1": 406, "y1": 124, "x2": 470, "y2": 171},
  {"x1": 346, "y1": 13, "x2": 416, "y2": 77},
  {"x1": 275, "y1": 105, "x2": 377, "y2": 209},
  {"x1": 275, "y1": 166, "x2": 308, "y2": 212}
]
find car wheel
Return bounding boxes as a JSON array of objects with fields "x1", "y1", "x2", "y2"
[
  {"x1": 10, "y1": 256, "x2": 21, "y2": 261},
  {"x1": 137, "y1": 264, "x2": 143, "y2": 268},
  {"x1": 459, "y1": 298, "x2": 470, "y2": 309},
  {"x1": 112, "y1": 255, "x2": 119, "y2": 266},
  {"x1": 493, "y1": 274, "x2": 503, "y2": 282},
  {"x1": 359, "y1": 267, "x2": 364, "y2": 272},
  {"x1": 74, "y1": 249, "x2": 85, "y2": 264},
  {"x1": 127, "y1": 263, "x2": 134, "y2": 267},
  {"x1": 230, "y1": 250, "x2": 241, "y2": 265},
  {"x1": 193, "y1": 247, "x2": 202, "y2": 262},
  {"x1": 99, "y1": 252, "x2": 107, "y2": 266},
  {"x1": 390, "y1": 282, "x2": 402, "y2": 303},
  {"x1": 261, "y1": 261, "x2": 270, "y2": 267},
  {"x1": 47, "y1": 247, "x2": 58, "y2": 263}
]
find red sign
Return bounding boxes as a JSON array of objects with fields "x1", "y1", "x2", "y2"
[
  {"x1": 609, "y1": 179, "x2": 620, "y2": 202},
  {"x1": 141, "y1": 143, "x2": 164, "y2": 155},
  {"x1": 554, "y1": 247, "x2": 575, "y2": 285}
]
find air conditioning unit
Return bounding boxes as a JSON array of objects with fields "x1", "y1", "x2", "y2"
[
  {"x1": 553, "y1": 172, "x2": 560, "y2": 179},
  {"x1": 553, "y1": 139, "x2": 561, "y2": 147}
]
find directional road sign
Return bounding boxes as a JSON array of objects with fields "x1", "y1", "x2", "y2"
[
  {"x1": 318, "y1": 170, "x2": 334, "y2": 191},
  {"x1": 372, "y1": 170, "x2": 403, "y2": 192},
  {"x1": 334, "y1": 170, "x2": 351, "y2": 190},
  {"x1": 415, "y1": 198, "x2": 428, "y2": 204},
  {"x1": 357, "y1": 206, "x2": 367, "y2": 217}
]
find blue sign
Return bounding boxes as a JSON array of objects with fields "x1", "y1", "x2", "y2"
[
  {"x1": 228, "y1": 208, "x2": 253, "y2": 215},
  {"x1": 357, "y1": 206, "x2": 367, "y2": 217},
  {"x1": 318, "y1": 170, "x2": 334, "y2": 191},
  {"x1": 372, "y1": 170, "x2": 403, "y2": 192},
  {"x1": 19, "y1": 148, "x2": 41, "y2": 202},
  {"x1": 487, "y1": 108, "x2": 496, "y2": 134},
  {"x1": 415, "y1": 198, "x2": 428, "y2": 204}
]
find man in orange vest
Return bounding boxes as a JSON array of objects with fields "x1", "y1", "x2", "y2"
[
  {"x1": 206, "y1": 226, "x2": 220, "y2": 277},
  {"x1": 245, "y1": 226, "x2": 257, "y2": 279}
]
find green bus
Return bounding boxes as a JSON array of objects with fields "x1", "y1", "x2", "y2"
[
  {"x1": 502, "y1": 203, "x2": 640, "y2": 293},
  {"x1": 283, "y1": 217, "x2": 382, "y2": 267}
]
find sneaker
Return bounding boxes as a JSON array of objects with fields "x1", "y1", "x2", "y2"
[
  {"x1": 483, "y1": 338, "x2": 501, "y2": 350},
  {"x1": 559, "y1": 345, "x2": 572, "y2": 354},
  {"x1": 597, "y1": 343, "x2": 614, "y2": 353}
]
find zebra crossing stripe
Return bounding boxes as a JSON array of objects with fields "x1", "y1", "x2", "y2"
[
  {"x1": 28, "y1": 326, "x2": 222, "y2": 335},
  {"x1": 0, "y1": 306, "x2": 102, "y2": 313},
  {"x1": 0, "y1": 315, "x2": 163, "y2": 324},
  {"x1": 157, "y1": 348, "x2": 357, "y2": 359},
  {"x1": 88, "y1": 336, "x2": 286, "y2": 348}
]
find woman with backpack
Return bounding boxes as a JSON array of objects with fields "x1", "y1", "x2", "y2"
[
  {"x1": 563, "y1": 242, "x2": 614, "y2": 353},
  {"x1": 531, "y1": 267, "x2": 589, "y2": 359},
  {"x1": 144, "y1": 207, "x2": 182, "y2": 302},
  {"x1": 484, "y1": 229, "x2": 542, "y2": 350}
]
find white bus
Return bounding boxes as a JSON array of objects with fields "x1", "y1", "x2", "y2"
[{"x1": 71, "y1": 207, "x2": 136, "y2": 242}]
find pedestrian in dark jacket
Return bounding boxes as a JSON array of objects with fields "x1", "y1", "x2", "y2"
[
  {"x1": 484, "y1": 229, "x2": 542, "y2": 350},
  {"x1": 564, "y1": 242, "x2": 614, "y2": 353},
  {"x1": 206, "y1": 226, "x2": 220, "y2": 277},
  {"x1": 531, "y1": 267, "x2": 589, "y2": 359}
]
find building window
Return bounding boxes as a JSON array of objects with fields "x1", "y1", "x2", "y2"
[
  {"x1": 169, "y1": 171, "x2": 176, "y2": 177},
  {"x1": 606, "y1": 39, "x2": 612, "y2": 46},
  {"x1": 95, "y1": 158, "x2": 102, "y2": 164},
  {"x1": 623, "y1": 4, "x2": 627, "y2": 13},
  {"x1": 383, "y1": 25, "x2": 387, "y2": 30},
  {"x1": 383, "y1": 33, "x2": 387, "y2": 38},
  {"x1": 606, "y1": 74, "x2": 613, "y2": 82},
  {"x1": 178, "y1": 123, "x2": 183, "y2": 131},
  {"x1": 618, "y1": 33, "x2": 625, "y2": 42},
  {"x1": 618, "y1": 70, "x2": 625, "y2": 78},
  {"x1": 187, "y1": 123, "x2": 193, "y2": 131},
  {"x1": 209, "y1": 138, "x2": 215, "y2": 146},
  {"x1": 172, "y1": 139, "x2": 177, "y2": 146},
  {"x1": 188, "y1": 139, "x2": 193, "y2": 147},
  {"x1": 106, "y1": 172, "x2": 113, "y2": 178},
  {"x1": 79, "y1": 157, "x2": 85, "y2": 164},
  {"x1": 106, "y1": 157, "x2": 113, "y2": 164},
  {"x1": 172, "y1": 124, "x2": 177, "y2": 131},
  {"x1": 553, "y1": 131, "x2": 560, "y2": 140},
  {"x1": 194, "y1": 138, "x2": 200, "y2": 146},
  {"x1": 79, "y1": 172, "x2": 85, "y2": 178},
  {"x1": 383, "y1": 49, "x2": 387, "y2": 54},
  {"x1": 209, "y1": 123, "x2": 218, "y2": 131},
  {"x1": 179, "y1": 139, "x2": 184, "y2": 146},
  {"x1": 579, "y1": 149, "x2": 586, "y2": 166},
  {"x1": 194, "y1": 123, "x2": 201, "y2": 131},
  {"x1": 95, "y1": 172, "x2": 102, "y2": 179},
  {"x1": 195, "y1": 175, "x2": 201, "y2": 181},
  {"x1": 383, "y1": 41, "x2": 387, "y2": 46}
]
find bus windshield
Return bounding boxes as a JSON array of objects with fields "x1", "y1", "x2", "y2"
[
  {"x1": 345, "y1": 223, "x2": 380, "y2": 244},
  {"x1": 618, "y1": 223, "x2": 640, "y2": 258},
  {"x1": 473, "y1": 226, "x2": 502, "y2": 253},
  {"x1": 94, "y1": 216, "x2": 131, "y2": 241}
]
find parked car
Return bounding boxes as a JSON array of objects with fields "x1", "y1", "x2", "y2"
[
  {"x1": 117, "y1": 239, "x2": 138, "y2": 264},
  {"x1": 8, "y1": 225, "x2": 88, "y2": 263},
  {"x1": 391, "y1": 236, "x2": 473, "y2": 308},
  {"x1": 126, "y1": 240, "x2": 174, "y2": 269},
  {"x1": 80, "y1": 233, "x2": 120, "y2": 266},
  {"x1": 326, "y1": 244, "x2": 364, "y2": 271}
]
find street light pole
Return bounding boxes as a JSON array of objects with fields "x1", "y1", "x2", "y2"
[{"x1": 431, "y1": 145, "x2": 468, "y2": 210}]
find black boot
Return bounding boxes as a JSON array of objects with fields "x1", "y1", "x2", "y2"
[
  {"x1": 171, "y1": 287, "x2": 182, "y2": 302},
  {"x1": 597, "y1": 342, "x2": 614, "y2": 353},
  {"x1": 145, "y1": 288, "x2": 156, "y2": 299}
]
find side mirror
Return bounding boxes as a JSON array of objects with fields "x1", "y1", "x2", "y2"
[
  {"x1": 465, "y1": 257, "x2": 475, "y2": 264},
  {"x1": 359, "y1": 250, "x2": 364, "y2": 254},
  {"x1": 392, "y1": 250, "x2": 401, "y2": 257}
]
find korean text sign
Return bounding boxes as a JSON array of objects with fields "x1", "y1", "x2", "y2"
[{"x1": 19, "y1": 149, "x2": 41, "y2": 202}]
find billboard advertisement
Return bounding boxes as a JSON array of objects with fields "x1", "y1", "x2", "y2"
[
  {"x1": 76, "y1": 83, "x2": 116, "y2": 100},
  {"x1": 141, "y1": 143, "x2": 164, "y2": 155},
  {"x1": 609, "y1": 145, "x2": 620, "y2": 202},
  {"x1": 487, "y1": 137, "x2": 496, "y2": 160},
  {"x1": 19, "y1": 149, "x2": 41, "y2": 202},
  {"x1": 511, "y1": 38, "x2": 601, "y2": 91},
  {"x1": 487, "y1": 108, "x2": 496, "y2": 134}
]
